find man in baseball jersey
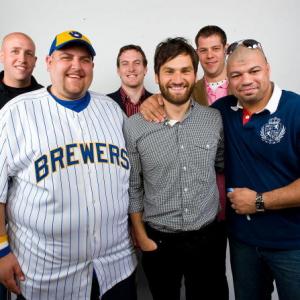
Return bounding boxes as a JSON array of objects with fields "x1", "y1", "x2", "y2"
[{"x1": 0, "y1": 30, "x2": 137, "y2": 300}]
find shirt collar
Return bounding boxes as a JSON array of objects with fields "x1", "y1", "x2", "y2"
[
  {"x1": 204, "y1": 78, "x2": 229, "y2": 89},
  {"x1": 230, "y1": 83, "x2": 282, "y2": 114},
  {"x1": 120, "y1": 87, "x2": 146, "y2": 104},
  {"x1": 164, "y1": 99, "x2": 195, "y2": 127}
]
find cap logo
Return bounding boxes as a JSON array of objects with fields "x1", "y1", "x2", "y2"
[{"x1": 69, "y1": 31, "x2": 82, "y2": 39}]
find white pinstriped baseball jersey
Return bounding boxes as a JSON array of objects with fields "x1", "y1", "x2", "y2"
[{"x1": 0, "y1": 88, "x2": 137, "y2": 299}]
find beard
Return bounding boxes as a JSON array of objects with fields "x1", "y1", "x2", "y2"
[{"x1": 159, "y1": 81, "x2": 195, "y2": 106}]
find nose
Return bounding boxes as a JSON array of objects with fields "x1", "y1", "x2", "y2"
[
  {"x1": 172, "y1": 72, "x2": 184, "y2": 84},
  {"x1": 207, "y1": 49, "x2": 214, "y2": 58},
  {"x1": 71, "y1": 57, "x2": 82, "y2": 70},
  {"x1": 17, "y1": 51, "x2": 26, "y2": 63},
  {"x1": 127, "y1": 63, "x2": 135, "y2": 72},
  {"x1": 241, "y1": 73, "x2": 253, "y2": 85}
]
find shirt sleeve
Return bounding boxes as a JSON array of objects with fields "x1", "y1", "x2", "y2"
[
  {"x1": 123, "y1": 118, "x2": 144, "y2": 213},
  {"x1": 0, "y1": 112, "x2": 8, "y2": 203},
  {"x1": 215, "y1": 112, "x2": 224, "y2": 173}
]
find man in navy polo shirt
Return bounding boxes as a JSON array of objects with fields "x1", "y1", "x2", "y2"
[{"x1": 212, "y1": 39, "x2": 300, "y2": 300}]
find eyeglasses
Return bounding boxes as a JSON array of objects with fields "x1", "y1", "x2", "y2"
[{"x1": 226, "y1": 39, "x2": 263, "y2": 56}]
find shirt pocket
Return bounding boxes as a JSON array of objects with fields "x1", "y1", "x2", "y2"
[{"x1": 189, "y1": 138, "x2": 219, "y2": 182}]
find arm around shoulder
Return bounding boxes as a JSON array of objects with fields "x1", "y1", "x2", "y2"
[{"x1": 140, "y1": 94, "x2": 166, "y2": 122}]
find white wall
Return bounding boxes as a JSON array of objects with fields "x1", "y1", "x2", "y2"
[
  {"x1": 1, "y1": 2, "x2": 293, "y2": 299},
  {"x1": 1, "y1": 0, "x2": 299, "y2": 94}
]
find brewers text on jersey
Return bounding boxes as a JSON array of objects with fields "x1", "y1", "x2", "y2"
[{"x1": 35, "y1": 142, "x2": 129, "y2": 183}]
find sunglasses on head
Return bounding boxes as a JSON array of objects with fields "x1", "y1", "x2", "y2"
[{"x1": 226, "y1": 39, "x2": 263, "y2": 56}]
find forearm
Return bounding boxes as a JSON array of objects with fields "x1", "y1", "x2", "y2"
[
  {"x1": 0, "y1": 204, "x2": 6, "y2": 235},
  {"x1": 264, "y1": 178, "x2": 300, "y2": 210},
  {"x1": 0, "y1": 203, "x2": 11, "y2": 260},
  {"x1": 130, "y1": 212, "x2": 147, "y2": 240}
]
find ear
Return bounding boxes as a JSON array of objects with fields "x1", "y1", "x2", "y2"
[
  {"x1": 0, "y1": 51, "x2": 4, "y2": 64},
  {"x1": 193, "y1": 74, "x2": 197, "y2": 84},
  {"x1": 33, "y1": 56, "x2": 37, "y2": 67},
  {"x1": 224, "y1": 43, "x2": 229, "y2": 55},
  {"x1": 155, "y1": 73, "x2": 159, "y2": 84},
  {"x1": 117, "y1": 67, "x2": 121, "y2": 77},
  {"x1": 45, "y1": 55, "x2": 52, "y2": 72},
  {"x1": 266, "y1": 62, "x2": 271, "y2": 76},
  {"x1": 144, "y1": 66, "x2": 148, "y2": 76}
]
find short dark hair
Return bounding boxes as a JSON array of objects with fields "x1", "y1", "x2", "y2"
[
  {"x1": 194, "y1": 25, "x2": 227, "y2": 48},
  {"x1": 116, "y1": 44, "x2": 148, "y2": 67},
  {"x1": 154, "y1": 37, "x2": 199, "y2": 75}
]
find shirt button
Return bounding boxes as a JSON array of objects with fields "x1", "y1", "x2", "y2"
[
  {"x1": 245, "y1": 115, "x2": 250, "y2": 119},
  {"x1": 183, "y1": 166, "x2": 187, "y2": 171},
  {"x1": 184, "y1": 208, "x2": 188, "y2": 213},
  {"x1": 181, "y1": 145, "x2": 184, "y2": 149},
  {"x1": 206, "y1": 144, "x2": 210, "y2": 149},
  {"x1": 184, "y1": 187, "x2": 188, "y2": 192}
]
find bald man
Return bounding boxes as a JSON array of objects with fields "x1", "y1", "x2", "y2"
[
  {"x1": 0, "y1": 32, "x2": 42, "y2": 299},
  {"x1": 0, "y1": 32, "x2": 42, "y2": 109},
  {"x1": 212, "y1": 40, "x2": 300, "y2": 300}
]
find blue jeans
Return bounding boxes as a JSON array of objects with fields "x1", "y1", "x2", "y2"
[{"x1": 229, "y1": 237, "x2": 300, "y2": 300}]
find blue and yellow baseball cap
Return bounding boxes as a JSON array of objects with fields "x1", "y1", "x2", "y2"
[{"x1": 49, "y1": 30, "x2": 96, "y2": 57}]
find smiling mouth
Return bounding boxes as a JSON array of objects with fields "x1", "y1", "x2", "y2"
[
  {"x1": 15, "y1": 65, "x2": 27, "y2": 71},
  {"x1": 67, "y1": 74, "x2": 83, "y2": 79},
  {"x1": 168, "y1": 85, "x2": 187, "y2": 93},
  {"x1": 241, "y1": 88, "x2": 257, "y2": 95},
  {"x1": 206, "y1": 61, "x2": 217, "y2": 66},
  {"x1": 241, "y1": 86, "x2": 256, "y2": 91},
  {"x1": 127, "y1": 74, "x2": 138, "y2": 78}
]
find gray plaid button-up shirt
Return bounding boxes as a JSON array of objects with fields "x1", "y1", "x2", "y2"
[{"x1": 124, "y1": 101, "x2": 224, "y2": 232}]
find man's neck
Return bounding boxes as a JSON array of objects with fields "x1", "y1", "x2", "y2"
[
  {"x1": 2, "y1": 76, "x2": 31, "y2": 89},
  {"x1": 163, "y1": 99, "x2": 191, "y2": 121},
  {"x1": 121, "y1": 85, "x2": 145, "y2": 104},
  {"x1": 204, "y1": 69, "x2": 227, "y2": 83}
]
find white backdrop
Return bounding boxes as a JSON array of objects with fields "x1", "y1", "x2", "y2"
[
  {"x1": 1, "y1": 0, "x2": 299, "y2": 95},
  {"x1": 2, "y1": 1, "x2": 296, "y2": 299}
]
